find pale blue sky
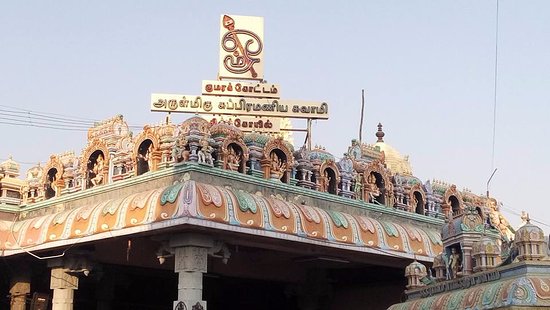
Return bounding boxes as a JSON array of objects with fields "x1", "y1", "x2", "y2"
[{"x1": 1, "y1": 1, "x2": 549, "y2": 228}]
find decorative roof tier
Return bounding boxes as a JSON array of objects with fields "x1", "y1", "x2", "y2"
[
  {"x1": 0, "y1": 116, "x2": 515, "y2": 244},
  {"x1": 307, "y1": 145, "x2": 335, "y2": 162},
  {"x1": 0, "y1": 180, "x2": 443, "y2": 260},
  {"x1": 180, "y1": 116, "x2": 211, "y2": 134},
  {"x1": 0, "y1": 156, "x2": 20, "y2": 178},
  {"x1": 441, "y1": 205, "x2": 487, "y2": 240},
  {"x1": 209, "y1": 120, "x2": 243, "y2": 140},
  {"x1": 243, "y1": 132, "x2": 271, "y2": 147}
]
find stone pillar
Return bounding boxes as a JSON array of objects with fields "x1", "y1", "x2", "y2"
[
  {"x1": 108, "y1": 152, "x2": 115, "y2": 184},
  {"x1": 9, "y1": 276, "x2": 30, "y2": 310},
  {"x1": 50, "y1": 267, "x2": 78, "y2": 310},
  {"x1": 462, "y1": 247, "x2": 473, "y2": 276},
  {"x1": 170, "y1": 234, "x2": 213, "y2": 310}
]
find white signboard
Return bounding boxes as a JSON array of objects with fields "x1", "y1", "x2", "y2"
[
  {"x1": 219, "y1": 14, "x2": 264, "y2": 80},
  {"x1": 151, "y1": 94, "x2": 328, "y2": 119},
  {"x1": 202, "y1": 80, "x2": 280, "y2": 99},
  {"x1": 202, "y1": 115, "x2": 282, "y2": 133}
]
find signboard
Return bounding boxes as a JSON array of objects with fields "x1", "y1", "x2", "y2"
[
  {"x1": 202, "y1": 80, "x2": 280, "y2": 99},
  {"x1": 151, "y1": 94, "x2": 328, "y2": 119},
  {"x1": 219, "y1": 14, "x2": 264, "y2": 80},
  {"x1": 202, "y1": 115, "x2": 282, "y2": 133}
]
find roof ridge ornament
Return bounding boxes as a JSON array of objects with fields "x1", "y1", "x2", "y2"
[
  {"x1": 376, "y1": 123, "x2": 385, "y2": 142},
  {"x1": 521, "y1": 211, "x2": 531, "y2": 224}
]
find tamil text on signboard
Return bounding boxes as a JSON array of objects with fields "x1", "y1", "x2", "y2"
[{"x1": 151, "y1": 94, "x2": 328, "y2": 120}]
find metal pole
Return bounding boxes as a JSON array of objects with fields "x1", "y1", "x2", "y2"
[
  {"x1": 359, "y1": 89, "x2": 365, "y2": 143},
  {"x1": 307, "y1": 119, "x2": 312, "y2": 151}
]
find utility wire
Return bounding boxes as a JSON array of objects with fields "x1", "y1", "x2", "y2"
[
  {"x1": 0, "y1": 105, "x2": 145, "y2": 131},
  {"x1": 0, "y1": 109, "x2": 97, "y2": 126},
  {"x1": 0, "y1": 104, "x2": 98, "y2": 123},
  {"x1": 499, "y1": 203, "x2": 550, "y2": 229}
]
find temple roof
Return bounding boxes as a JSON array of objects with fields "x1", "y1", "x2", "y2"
[
  {"x1": 389, "y1": 273, "x2": 550, "y2": 309},
  {"x1": 0, "y1": 180, "x2": 442, "y2": 260}
]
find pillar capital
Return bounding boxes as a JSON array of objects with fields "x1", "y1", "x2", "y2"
[
  {"x1": 169, "y1": 233, "x2": 213, "y2": 249},
  {"x1": 50, "y1": 267, "x2": 78, "y2": 290},
  {"x1": 174, "y1": 247, "x2": 208, "y2": 273},
  {"x1": 9, "y1": 280, "x2": 30, "y2": 310}
]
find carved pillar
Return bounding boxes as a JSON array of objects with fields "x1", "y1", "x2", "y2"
[
  {"x1": 50, "y1": 267, "x2": 78, "y2": 310},
  {"x1": 151, "y1": 150, "x2": 162, "y2": 172},
  {"x1": 108, "y1": 152, "x2": 115, "y2": 184},
  {"x1": 461, "y1": 246, "x2": 473, "y2": 277},
  {"x1": 9, "y1": 273, "x2": 30, "y2": 310},
  {"x1": 260, "y1": 158, "x2": 270, "y2": 180},
  {"x1": 170, "y1": 234, "x2": 213, "y2": 310}
]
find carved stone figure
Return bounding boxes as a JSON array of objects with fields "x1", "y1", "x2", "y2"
[
  {"x1": 172, "y1": 137, "x2": 189, "y2": 163},
  {"x1": 90, "y1": 154, "x2": 105, "y2": 186},
  {"x1": 270, "y1": 152, "x2": 286, "y2": 176},
  {"x1": 447, "y1": 248, "x2": 461, "y2": 279},
  {"x1": 226, "y1": 147, "x2": 240, "y2": 171},
  {"x1": 198, "y1": 139, "x2": 213, "y2": 165},
  {"x1": 322, "y1": 170, "x2": 331, "y2": 192}
]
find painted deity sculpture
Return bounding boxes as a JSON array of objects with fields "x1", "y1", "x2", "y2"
[
  {"x1": 226, "y1": 146, "x2": 241, "y2": 171},
  {"x1": 172, "y1": 137, "x2": 190, "y2": 163},
  {"x1": 198, "y1": 139, "x2": 213, "y2": 165},
  {"x1": 90, "y1": 154, "x2": 105, "y2": 186},
  {"x1": 447, "y1": 248, "x2": 462, "y2": 279},
  {"x1": 270, "y1": 152, "x2": 286, "y2": 179}
]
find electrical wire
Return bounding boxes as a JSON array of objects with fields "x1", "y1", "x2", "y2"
[
  {"x1": 0, "y1": 104, "x2": 98, "y2": 123},
  {"x1": 499, "y1": 202, "x2": 550, "y2": 229},
  {"x1": 0, "y1": 104, "x2": 145, "y2": 131}
]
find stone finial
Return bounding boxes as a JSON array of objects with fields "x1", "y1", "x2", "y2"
[
  {"x1": 376, "y1": 123, "x2": 385, "y2": 142},
  {"x1": 521, "y1": 211, "x2": 530, "y2": 224}
]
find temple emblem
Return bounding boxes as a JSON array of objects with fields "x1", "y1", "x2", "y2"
[{"x1": 219, "y1": 14, "x2": 264, "y2": 80}]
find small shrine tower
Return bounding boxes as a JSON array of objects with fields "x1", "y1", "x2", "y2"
[
  {"x1": 514, "y1": 215, "x2": 548, "y2": 261},
  {"x1": 405, "y1": 260, "x2": 428, "y2": 290}
]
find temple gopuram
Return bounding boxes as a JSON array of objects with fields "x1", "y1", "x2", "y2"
[{"x1": 0, "y1": 14, "x2": 519, "y2": 310}]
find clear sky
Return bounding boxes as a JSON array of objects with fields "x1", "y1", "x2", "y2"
[{"x1": 1, "y1": 1, "x2": 549, "y2": 229}]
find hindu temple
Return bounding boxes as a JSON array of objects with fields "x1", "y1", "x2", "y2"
[
  {"x1": 0, "y1": 114, "x2": 519, "y2": 310},
  {"x1": 0, "y1": 13, "x2": 523, "y2": 310}
]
